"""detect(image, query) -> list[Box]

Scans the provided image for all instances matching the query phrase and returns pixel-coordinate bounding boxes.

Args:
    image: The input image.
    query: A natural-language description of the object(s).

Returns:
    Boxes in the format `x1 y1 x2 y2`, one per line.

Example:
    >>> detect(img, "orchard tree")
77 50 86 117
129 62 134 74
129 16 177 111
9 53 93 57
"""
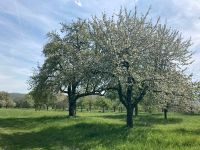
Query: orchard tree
141 91 158 114
77 98 84 112
30 85 56 110
0 91 15 108
30 19 107 116
105 90 121 112
96 96 112 113
154 72 194 118
22 94 34 108
54 93 68 111
82 96 97 112
90 8 192 127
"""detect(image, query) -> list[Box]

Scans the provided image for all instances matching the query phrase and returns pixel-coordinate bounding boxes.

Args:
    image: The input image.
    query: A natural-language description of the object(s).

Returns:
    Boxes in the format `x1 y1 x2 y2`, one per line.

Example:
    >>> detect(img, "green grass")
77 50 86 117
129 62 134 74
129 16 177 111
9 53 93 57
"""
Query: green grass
0 109 200 150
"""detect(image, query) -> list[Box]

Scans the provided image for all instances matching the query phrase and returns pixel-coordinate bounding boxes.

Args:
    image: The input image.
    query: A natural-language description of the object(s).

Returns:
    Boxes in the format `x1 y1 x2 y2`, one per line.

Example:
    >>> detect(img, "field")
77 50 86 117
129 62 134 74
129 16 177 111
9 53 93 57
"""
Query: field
0 109 200 150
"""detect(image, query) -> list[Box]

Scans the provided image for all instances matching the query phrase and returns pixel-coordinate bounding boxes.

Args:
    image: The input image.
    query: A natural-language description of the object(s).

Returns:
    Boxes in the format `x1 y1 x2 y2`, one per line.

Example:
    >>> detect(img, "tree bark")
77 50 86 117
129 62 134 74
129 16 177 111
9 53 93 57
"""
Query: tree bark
69 100 76 116
68 85 77 116
164 108 167 119
126 76 134 127
126 105 133 127
135 104 138 116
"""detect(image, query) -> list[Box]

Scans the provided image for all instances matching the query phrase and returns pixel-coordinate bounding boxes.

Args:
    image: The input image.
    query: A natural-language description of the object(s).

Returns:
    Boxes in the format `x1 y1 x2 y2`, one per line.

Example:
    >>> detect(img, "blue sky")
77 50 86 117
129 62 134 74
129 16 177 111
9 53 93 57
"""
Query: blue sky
0 0 200 93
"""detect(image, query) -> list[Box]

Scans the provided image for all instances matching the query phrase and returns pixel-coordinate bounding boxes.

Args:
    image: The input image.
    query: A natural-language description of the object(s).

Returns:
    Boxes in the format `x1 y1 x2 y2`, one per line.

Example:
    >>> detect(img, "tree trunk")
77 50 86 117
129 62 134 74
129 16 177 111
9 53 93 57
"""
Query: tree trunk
113 106 116 112
102 106 105 113
126 76 134 127
164 108 167 119
69 100 76 116
46 105 49 111
68 84 77 116
135 104 138 116
126 105 133 127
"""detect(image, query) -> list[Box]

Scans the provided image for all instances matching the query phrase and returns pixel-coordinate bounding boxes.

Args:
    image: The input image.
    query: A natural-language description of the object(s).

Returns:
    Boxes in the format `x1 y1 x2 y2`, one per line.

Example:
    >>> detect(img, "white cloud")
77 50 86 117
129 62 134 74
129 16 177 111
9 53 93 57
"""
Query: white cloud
75 0 82 7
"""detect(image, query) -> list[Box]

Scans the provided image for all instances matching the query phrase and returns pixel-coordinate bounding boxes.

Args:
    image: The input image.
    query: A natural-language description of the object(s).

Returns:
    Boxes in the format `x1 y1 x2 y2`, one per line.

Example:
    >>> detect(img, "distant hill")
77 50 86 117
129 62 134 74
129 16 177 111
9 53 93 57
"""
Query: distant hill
9 93 26 102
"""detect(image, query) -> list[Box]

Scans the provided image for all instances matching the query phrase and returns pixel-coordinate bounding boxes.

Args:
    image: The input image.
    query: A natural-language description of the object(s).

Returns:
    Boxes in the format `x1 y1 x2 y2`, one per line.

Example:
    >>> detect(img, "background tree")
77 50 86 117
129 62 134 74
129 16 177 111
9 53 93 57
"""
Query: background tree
96 96 112 113
54 93 67 111
105 90 120 112
77 98 84 112
82 96 97 112
0 91 15 108
141 91 158 114
21 94 34 108
153 72 194 119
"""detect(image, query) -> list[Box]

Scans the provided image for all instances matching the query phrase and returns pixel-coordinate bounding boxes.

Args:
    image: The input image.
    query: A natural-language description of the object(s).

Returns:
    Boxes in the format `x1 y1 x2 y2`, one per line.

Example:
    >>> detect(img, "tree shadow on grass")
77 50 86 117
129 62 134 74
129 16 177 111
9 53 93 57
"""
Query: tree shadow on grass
0 122 133 150
0 114 183 150
95 114 126 120
97 114 182 127
135 115 182 126
0 116 68 129
174 128 200 136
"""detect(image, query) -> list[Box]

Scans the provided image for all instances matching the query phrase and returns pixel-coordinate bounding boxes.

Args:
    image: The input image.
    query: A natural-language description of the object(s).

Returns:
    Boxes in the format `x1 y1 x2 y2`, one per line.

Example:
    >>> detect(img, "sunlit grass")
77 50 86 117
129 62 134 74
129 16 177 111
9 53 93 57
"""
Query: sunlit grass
0 109 199 150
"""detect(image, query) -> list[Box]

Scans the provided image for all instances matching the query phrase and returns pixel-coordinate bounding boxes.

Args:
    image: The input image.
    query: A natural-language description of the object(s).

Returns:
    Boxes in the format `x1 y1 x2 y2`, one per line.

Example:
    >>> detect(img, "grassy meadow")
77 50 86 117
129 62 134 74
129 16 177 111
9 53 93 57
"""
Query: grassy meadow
0 109 200 150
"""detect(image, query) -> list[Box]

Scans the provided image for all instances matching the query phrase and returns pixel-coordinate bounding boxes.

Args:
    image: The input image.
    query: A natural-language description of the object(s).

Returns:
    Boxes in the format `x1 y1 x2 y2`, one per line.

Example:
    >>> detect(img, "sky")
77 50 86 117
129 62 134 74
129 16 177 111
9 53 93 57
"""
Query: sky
0 0 200 93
